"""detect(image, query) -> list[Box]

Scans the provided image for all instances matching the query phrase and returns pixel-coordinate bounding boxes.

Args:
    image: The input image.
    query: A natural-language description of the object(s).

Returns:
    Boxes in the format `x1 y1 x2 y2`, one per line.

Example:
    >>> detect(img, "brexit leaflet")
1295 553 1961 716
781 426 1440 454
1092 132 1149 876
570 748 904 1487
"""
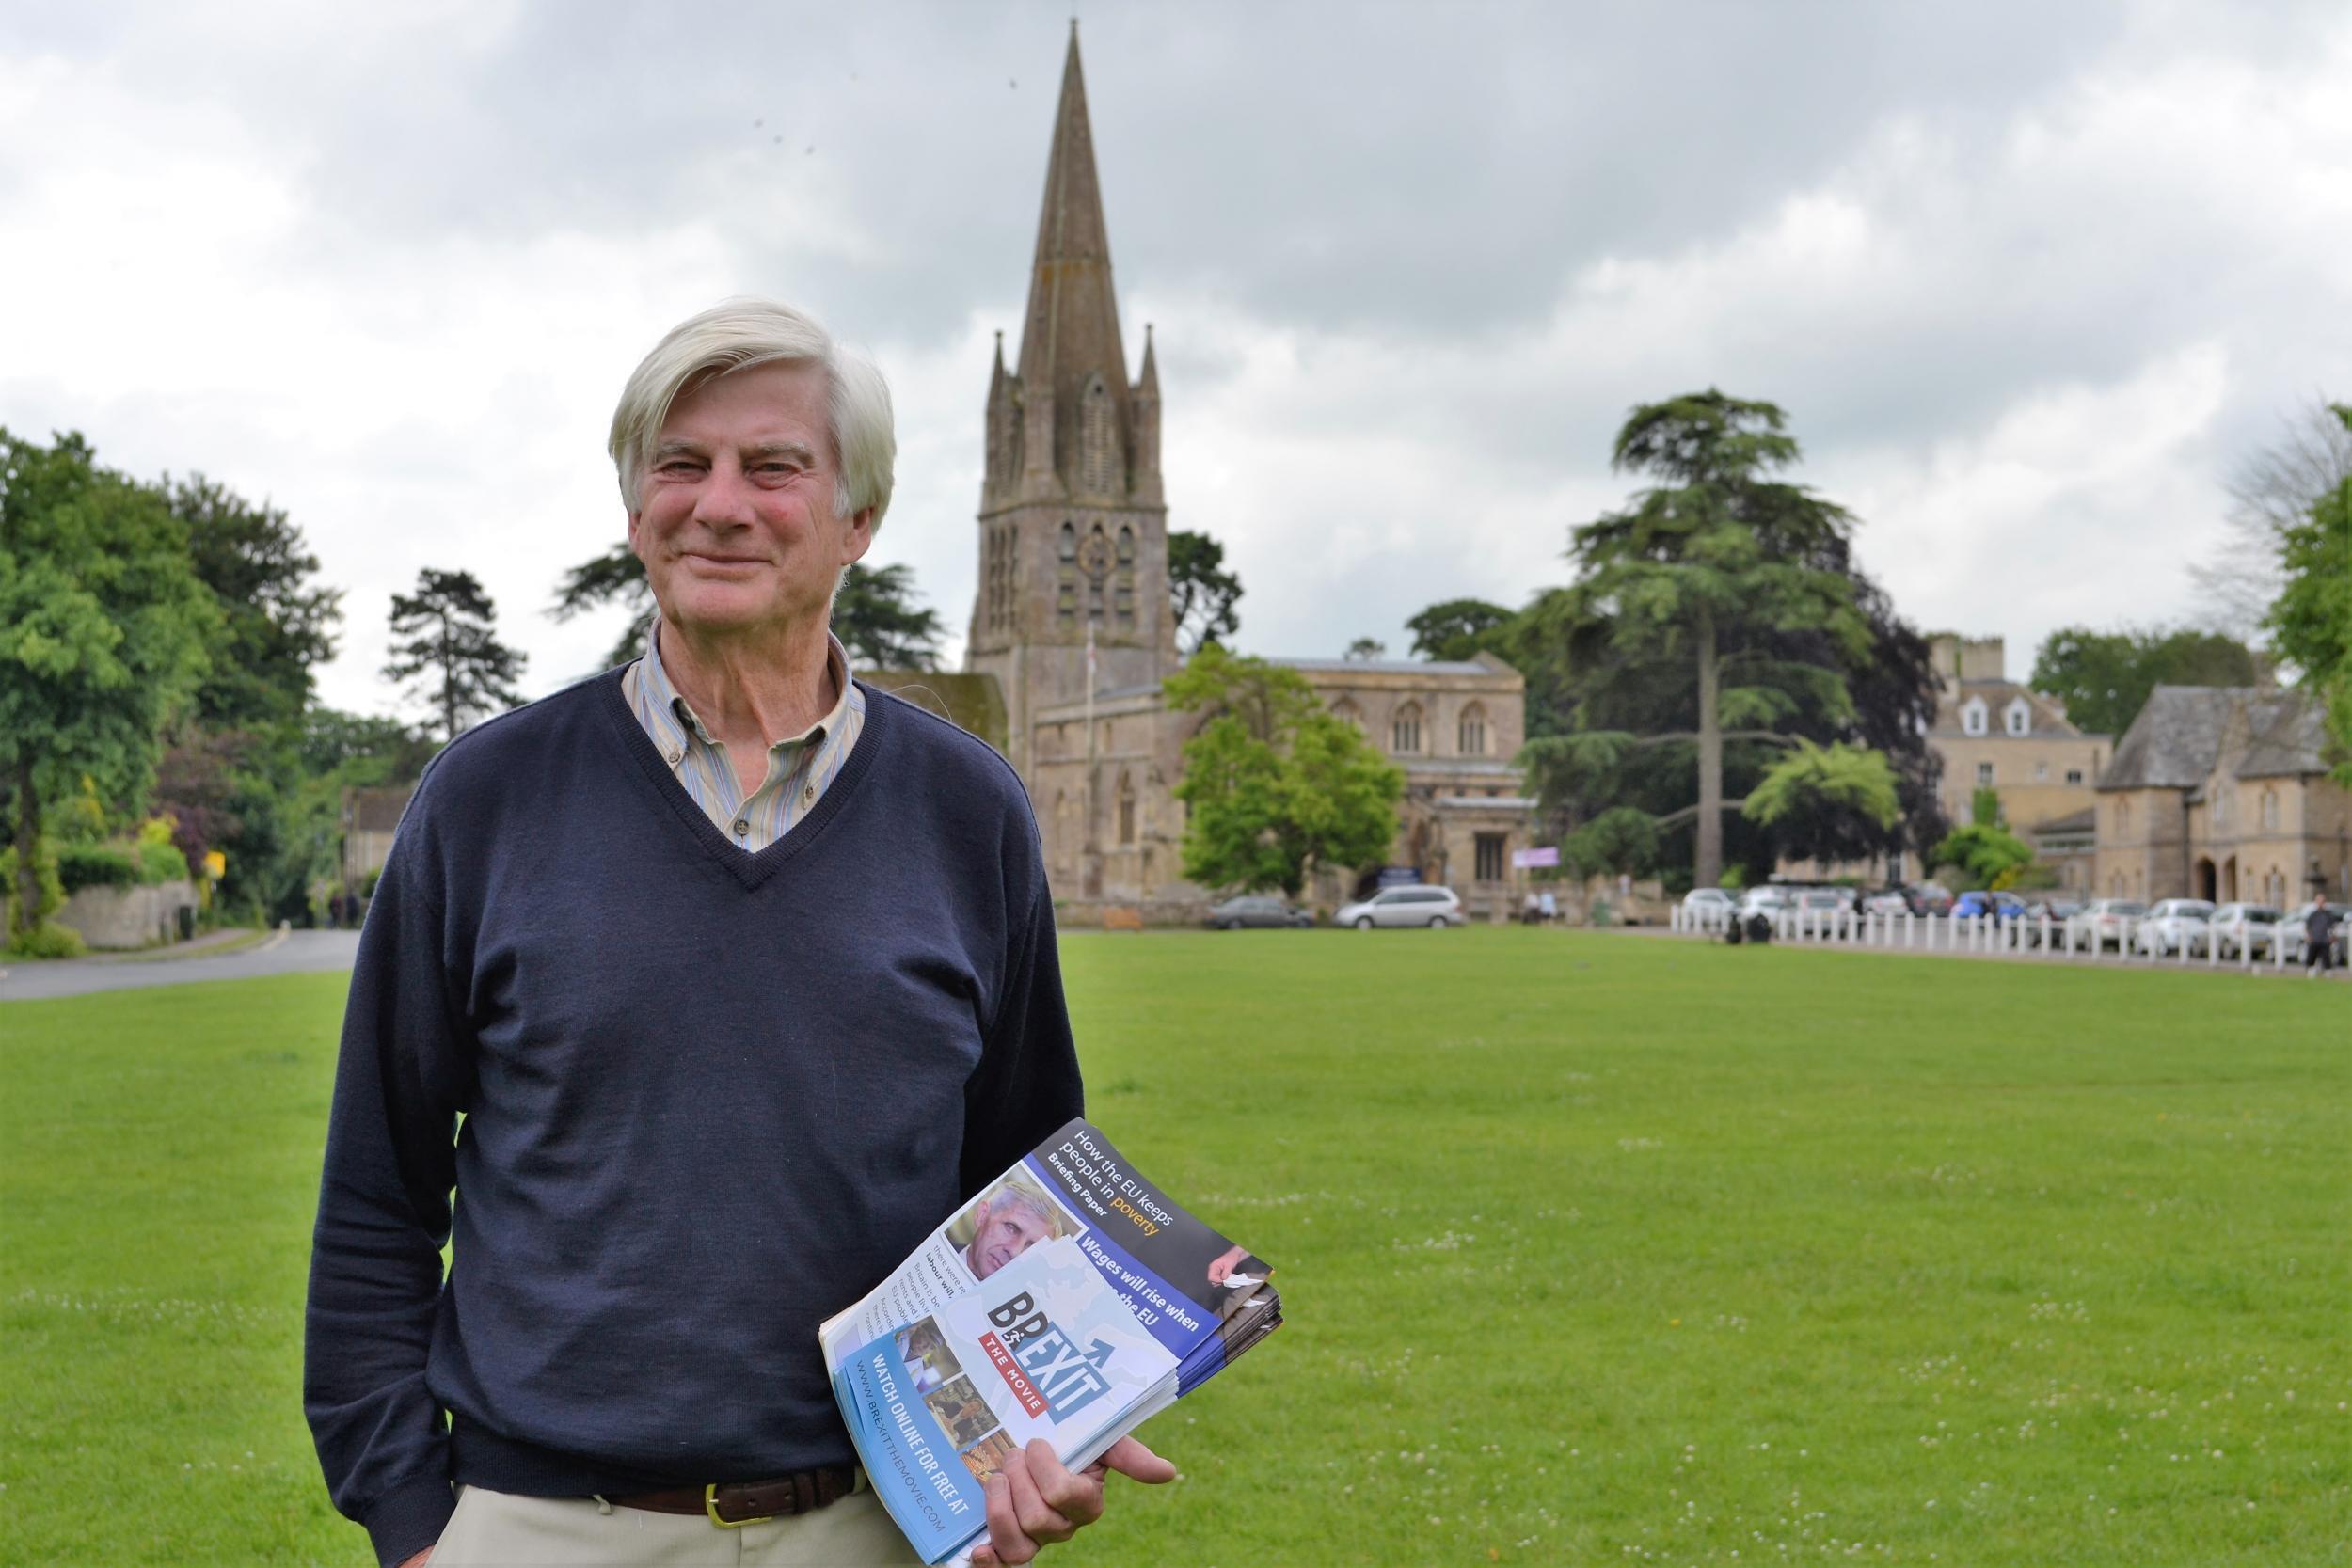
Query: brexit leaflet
820 1119 1282 1564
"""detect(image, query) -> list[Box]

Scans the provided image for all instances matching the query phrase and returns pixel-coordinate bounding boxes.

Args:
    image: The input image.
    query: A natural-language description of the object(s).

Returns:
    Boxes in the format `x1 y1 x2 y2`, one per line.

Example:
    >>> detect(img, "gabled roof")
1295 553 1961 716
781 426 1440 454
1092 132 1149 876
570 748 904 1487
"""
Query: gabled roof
2236 690 2331 779
2098 687 2239 790
2098 686 2330 791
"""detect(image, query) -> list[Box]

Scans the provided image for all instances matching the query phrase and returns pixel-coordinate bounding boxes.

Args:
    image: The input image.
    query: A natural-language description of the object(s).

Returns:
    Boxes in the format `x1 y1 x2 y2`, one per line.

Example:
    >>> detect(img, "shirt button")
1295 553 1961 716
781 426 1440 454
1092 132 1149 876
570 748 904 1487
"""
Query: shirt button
802 784 817 806
665 748 683 767
732 818 750 837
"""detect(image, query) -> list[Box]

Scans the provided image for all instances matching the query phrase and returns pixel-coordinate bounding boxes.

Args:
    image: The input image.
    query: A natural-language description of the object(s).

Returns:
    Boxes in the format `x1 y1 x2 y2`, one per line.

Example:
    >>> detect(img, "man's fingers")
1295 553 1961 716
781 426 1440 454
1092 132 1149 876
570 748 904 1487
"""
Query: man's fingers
1007 1440 1087 1539
1100 1434 1179 1484
981 1474 1037 1565
1023 1438 1106 1529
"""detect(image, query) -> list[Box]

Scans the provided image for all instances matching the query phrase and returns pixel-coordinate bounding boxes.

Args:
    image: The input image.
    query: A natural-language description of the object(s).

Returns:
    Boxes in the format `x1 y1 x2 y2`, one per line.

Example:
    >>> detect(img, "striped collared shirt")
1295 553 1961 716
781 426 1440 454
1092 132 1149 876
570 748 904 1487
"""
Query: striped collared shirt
620 617 866 852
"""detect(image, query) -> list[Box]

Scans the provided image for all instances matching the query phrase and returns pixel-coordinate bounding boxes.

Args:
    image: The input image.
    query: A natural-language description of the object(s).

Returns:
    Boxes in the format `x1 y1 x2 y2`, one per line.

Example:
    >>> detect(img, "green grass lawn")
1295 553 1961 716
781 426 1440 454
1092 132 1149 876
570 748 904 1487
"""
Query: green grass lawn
3 931 2345 1565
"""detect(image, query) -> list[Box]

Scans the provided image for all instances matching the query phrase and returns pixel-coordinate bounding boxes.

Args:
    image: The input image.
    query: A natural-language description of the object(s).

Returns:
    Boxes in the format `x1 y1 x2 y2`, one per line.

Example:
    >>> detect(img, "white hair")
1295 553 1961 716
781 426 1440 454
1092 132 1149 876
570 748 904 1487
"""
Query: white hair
608 297 896 530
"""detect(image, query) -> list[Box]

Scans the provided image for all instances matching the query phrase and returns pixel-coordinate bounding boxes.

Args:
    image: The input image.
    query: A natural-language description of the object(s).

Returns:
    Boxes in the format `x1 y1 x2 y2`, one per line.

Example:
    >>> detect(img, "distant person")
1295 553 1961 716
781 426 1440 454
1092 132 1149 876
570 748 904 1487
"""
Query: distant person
1522 891 1541 926
2307 895 2338 976
1538 889 1557 925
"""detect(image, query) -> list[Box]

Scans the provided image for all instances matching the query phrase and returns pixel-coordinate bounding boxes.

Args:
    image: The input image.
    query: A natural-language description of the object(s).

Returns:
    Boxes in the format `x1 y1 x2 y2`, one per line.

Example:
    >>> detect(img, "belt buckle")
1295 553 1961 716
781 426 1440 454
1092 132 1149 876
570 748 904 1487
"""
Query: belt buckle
705 1482 773 1530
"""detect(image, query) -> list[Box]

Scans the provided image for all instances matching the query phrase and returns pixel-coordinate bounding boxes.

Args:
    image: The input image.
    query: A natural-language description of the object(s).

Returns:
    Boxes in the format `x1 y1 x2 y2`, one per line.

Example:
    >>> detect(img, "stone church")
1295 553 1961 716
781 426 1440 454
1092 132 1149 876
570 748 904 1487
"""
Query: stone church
945 30 1539 923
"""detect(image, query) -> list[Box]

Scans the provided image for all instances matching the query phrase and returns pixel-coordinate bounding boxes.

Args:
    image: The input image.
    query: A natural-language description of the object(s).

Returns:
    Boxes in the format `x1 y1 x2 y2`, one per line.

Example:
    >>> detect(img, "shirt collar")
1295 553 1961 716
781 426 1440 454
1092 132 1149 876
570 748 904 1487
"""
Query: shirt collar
638 613 855 753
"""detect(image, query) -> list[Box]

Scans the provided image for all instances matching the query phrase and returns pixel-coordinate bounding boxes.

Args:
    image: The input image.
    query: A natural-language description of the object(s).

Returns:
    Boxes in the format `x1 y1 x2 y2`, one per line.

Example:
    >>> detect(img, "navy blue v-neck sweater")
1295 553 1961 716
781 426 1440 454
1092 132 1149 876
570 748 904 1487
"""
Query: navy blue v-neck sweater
303 672 1082 1566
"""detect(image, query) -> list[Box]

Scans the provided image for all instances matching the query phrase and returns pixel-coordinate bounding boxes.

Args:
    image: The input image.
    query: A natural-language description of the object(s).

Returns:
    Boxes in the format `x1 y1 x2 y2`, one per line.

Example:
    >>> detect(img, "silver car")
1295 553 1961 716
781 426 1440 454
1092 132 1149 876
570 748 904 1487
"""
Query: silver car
2133 898 2216 958
2206 904 2281 958
1334 885 1464 929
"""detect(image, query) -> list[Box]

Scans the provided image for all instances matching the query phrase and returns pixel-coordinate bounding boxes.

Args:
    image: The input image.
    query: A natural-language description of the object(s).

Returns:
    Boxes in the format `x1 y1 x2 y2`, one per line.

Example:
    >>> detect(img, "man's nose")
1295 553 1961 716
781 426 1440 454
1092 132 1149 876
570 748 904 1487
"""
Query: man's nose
691 463 759 529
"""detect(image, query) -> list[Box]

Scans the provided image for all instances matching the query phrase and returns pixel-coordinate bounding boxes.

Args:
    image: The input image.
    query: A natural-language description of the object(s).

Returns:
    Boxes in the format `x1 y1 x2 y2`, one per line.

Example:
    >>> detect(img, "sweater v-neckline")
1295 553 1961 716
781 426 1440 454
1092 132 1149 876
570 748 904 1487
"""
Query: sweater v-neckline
596 668 886 892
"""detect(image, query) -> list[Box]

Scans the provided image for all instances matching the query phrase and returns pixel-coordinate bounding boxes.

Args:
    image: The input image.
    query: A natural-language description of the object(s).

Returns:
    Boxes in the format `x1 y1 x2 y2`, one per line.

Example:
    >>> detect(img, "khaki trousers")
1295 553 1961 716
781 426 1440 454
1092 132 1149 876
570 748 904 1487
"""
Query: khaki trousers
427 1484 927 1567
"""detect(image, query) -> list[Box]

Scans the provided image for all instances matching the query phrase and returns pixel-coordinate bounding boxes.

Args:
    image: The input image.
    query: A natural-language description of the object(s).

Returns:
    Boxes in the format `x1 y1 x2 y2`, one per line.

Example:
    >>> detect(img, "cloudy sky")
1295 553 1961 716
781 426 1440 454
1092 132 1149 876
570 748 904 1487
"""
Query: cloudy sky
5 0 2348 721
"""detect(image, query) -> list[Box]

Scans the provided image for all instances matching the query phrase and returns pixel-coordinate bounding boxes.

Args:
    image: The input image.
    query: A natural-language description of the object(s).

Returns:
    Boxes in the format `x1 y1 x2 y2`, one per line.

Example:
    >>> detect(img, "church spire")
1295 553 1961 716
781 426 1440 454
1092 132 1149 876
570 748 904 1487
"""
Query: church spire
1015 21 1131 496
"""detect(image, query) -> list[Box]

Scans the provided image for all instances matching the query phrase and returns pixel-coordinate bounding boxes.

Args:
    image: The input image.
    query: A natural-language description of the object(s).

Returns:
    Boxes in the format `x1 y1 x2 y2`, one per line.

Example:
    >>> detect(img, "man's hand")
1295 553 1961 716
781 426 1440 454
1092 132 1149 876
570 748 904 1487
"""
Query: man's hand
969 1434 1176 1567
394 1551 432 1568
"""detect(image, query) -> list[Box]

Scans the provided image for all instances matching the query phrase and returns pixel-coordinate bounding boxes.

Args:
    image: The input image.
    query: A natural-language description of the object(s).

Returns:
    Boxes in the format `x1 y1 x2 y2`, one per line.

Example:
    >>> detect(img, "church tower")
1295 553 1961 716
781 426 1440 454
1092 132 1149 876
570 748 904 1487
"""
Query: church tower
967 24 1174 779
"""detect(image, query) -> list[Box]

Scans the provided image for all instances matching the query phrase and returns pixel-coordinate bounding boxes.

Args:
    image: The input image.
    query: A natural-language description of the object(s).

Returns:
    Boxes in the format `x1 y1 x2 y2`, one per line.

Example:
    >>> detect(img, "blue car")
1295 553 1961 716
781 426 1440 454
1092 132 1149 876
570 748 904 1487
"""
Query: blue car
1951 891 2026 922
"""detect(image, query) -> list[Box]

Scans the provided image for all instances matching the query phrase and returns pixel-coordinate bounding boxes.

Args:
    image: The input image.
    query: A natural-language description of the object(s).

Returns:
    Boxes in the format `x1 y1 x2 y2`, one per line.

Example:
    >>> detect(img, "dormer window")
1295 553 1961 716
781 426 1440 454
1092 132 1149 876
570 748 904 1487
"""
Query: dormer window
1962 697 1988 736
2004 698 2031 736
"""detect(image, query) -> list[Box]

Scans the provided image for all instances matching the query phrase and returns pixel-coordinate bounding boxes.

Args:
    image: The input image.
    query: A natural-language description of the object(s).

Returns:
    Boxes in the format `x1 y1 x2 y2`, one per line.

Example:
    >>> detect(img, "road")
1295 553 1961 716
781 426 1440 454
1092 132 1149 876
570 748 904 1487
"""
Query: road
0 929 360 1004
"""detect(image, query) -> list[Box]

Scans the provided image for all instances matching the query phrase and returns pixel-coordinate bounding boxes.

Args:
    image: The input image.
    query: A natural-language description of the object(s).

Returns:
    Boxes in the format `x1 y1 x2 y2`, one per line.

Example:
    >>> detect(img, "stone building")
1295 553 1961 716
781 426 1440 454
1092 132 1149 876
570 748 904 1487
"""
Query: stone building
2093 686 2351 906
961 29 1540 921
1927 635 2110 884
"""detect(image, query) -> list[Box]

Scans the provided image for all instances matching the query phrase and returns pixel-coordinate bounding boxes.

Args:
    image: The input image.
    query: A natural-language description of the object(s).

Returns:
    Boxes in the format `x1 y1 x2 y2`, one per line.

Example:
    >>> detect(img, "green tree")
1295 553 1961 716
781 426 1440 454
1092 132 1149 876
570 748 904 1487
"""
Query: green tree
1163 646 1403 896
1740 741 1901 859
2264 404 2352 783
1406 598 1515 662
1561 806 1660 880
165 474 343 728
1343 637 1386 661
0 430 218 941
383 568 528 742
1931 821 2036 890
1518 392 1869 887
833 562 946 670
550 542 653 669
1168 530 1243 654
2028 626 2257 737
153 474 346 922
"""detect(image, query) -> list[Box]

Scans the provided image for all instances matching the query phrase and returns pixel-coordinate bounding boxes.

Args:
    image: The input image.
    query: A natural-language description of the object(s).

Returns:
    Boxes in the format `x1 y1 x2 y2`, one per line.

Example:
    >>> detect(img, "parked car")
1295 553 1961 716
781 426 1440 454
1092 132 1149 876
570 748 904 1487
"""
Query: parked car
1951 890 2026 922
2280 902 2350 966
1334 885 1464 929
2206 903 2281 958
1863 887 1920 916
1737 886 1792 918
1204 895 1315 930
2133 898 2217 958
1910 882 1956 917
1682 887 1739 921
2019 897 2083 946
2065 898 2147 951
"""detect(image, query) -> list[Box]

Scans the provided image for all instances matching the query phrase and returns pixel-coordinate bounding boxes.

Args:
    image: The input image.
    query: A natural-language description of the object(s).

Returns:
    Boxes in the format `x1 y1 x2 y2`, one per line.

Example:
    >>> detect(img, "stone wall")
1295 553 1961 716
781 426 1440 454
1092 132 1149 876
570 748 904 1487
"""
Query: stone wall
56 879 199 950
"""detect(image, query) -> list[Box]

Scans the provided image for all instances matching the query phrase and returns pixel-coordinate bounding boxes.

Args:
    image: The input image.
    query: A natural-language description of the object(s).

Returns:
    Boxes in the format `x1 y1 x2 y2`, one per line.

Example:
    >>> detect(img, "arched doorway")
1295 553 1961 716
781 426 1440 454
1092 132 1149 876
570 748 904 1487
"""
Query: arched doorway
2195 857 2217 901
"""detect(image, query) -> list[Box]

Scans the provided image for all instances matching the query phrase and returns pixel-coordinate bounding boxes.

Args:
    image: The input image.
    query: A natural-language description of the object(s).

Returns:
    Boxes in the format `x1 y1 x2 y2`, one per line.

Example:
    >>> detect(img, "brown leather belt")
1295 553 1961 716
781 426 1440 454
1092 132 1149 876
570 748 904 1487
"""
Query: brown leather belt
609 1465 864 1528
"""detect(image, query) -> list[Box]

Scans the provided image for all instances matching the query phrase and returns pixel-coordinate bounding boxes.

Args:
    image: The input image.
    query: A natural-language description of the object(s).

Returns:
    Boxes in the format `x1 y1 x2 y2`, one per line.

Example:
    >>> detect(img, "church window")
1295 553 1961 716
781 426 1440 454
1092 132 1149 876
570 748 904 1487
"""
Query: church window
1391 702 1423 754
1079 375 1120 495
1457 703 1488 756
1114 526 1136 627
1474 833 1506 883
1976 761 1994 787
2065 768 2084 785
2260 788 2280 832
1330 697 1363 732
1962 698 1988 736
1118 773 1136 846
2005 698 2031 736
1057 522 1078 626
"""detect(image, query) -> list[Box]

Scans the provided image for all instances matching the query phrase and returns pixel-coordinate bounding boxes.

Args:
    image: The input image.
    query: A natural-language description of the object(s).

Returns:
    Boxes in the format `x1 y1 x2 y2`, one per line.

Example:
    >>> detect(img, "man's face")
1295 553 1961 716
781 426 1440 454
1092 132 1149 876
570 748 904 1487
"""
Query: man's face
627 360 872 641
966 1196 1052 1280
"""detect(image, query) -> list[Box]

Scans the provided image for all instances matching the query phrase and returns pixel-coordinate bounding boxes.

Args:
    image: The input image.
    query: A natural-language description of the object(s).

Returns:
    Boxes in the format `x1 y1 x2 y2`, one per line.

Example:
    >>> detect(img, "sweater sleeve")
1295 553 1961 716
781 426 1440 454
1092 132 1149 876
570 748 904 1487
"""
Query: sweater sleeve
959 847 1085 1198
304 807 473 1567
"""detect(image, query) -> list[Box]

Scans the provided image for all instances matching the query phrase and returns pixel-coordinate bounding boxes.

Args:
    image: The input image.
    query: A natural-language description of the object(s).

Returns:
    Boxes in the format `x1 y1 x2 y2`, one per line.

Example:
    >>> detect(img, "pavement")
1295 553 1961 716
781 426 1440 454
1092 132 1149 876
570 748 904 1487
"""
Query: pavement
0 928 361 1003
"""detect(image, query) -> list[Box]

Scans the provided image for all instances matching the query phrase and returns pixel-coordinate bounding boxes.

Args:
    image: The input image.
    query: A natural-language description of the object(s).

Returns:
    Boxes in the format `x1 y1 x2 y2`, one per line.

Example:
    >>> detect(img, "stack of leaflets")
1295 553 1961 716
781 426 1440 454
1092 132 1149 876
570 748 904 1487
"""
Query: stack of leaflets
820 1118 1281 1563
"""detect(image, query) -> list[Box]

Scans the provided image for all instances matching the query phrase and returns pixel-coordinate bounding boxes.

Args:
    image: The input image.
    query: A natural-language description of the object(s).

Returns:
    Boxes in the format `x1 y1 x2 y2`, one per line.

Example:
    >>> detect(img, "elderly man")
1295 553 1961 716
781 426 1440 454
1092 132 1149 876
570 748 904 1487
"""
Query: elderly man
306 299 1170 1568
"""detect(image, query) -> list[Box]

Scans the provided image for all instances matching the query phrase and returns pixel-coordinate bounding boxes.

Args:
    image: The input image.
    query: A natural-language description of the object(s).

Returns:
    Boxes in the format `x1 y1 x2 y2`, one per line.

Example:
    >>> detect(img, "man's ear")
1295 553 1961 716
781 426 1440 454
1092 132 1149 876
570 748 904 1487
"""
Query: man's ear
840 508 876 570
